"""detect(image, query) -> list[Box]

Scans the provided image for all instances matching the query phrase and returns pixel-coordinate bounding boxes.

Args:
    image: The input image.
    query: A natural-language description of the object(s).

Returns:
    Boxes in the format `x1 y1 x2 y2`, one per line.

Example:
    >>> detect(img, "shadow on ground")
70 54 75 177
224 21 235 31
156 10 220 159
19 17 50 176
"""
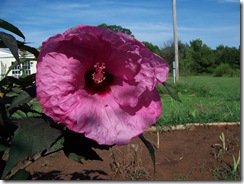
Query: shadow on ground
32 169 108 180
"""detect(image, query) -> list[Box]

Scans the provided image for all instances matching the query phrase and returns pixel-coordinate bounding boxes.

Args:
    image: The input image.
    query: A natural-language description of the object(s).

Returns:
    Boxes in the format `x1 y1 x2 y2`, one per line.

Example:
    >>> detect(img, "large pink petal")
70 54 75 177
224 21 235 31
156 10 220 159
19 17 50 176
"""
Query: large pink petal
68 88 162 146
36 52 84 122
110 51 169 107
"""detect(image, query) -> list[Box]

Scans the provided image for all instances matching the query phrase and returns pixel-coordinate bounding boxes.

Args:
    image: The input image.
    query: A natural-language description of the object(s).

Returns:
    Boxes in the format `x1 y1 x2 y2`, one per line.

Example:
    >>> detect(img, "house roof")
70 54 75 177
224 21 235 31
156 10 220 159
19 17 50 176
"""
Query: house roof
0 49 14 58
0 48 35 59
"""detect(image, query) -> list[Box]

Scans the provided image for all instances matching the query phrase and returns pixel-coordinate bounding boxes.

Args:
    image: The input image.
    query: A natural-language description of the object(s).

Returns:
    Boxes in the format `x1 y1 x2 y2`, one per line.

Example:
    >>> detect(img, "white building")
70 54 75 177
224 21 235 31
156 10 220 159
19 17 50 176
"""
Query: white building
0 49 37 80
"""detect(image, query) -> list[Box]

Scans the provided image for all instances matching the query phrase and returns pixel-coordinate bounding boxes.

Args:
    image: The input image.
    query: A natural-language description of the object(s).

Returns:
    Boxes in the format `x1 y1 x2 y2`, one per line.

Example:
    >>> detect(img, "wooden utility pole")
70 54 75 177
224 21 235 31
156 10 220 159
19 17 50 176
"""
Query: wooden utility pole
172 0 179 82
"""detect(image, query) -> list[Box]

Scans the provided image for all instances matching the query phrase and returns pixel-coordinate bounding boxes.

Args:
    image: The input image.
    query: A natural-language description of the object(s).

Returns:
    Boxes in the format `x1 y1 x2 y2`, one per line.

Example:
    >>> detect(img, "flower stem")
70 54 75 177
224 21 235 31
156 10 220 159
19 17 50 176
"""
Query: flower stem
157 131 160 149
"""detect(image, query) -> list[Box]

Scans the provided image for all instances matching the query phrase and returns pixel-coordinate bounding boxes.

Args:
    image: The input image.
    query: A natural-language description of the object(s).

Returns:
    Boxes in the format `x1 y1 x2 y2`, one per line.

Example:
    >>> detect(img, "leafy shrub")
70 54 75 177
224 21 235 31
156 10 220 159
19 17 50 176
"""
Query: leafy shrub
213 63 235 77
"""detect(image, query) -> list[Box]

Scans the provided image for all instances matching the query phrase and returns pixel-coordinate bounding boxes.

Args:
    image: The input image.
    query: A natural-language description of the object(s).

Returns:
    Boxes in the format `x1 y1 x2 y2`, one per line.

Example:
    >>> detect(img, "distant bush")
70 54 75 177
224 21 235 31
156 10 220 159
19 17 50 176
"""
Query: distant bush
213 63 236 77
233 68 240 77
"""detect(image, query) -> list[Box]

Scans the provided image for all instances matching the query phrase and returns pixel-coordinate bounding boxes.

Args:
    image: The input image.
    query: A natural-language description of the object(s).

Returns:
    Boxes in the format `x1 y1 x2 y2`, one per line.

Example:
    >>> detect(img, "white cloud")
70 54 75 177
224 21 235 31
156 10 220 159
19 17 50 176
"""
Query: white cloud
121 22 174 46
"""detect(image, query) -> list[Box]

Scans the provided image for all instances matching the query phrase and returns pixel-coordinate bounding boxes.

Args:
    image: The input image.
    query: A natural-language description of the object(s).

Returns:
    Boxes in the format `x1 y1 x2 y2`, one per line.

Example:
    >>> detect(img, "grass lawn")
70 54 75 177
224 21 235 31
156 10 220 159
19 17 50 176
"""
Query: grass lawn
156 75 240 127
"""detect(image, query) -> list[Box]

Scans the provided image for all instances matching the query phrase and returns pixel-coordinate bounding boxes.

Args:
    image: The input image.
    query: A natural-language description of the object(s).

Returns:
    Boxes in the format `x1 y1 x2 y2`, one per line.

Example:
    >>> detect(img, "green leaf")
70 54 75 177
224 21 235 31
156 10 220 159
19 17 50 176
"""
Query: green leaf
139 134 155 174
0 144 8 152
0 31 20 64
2 117 62 179
63 129 111 163
7 85 36 116
8 90 33 112
50 135 64 151
162 82 182 102
0 74 35 88
8 169 31 180
68 153 83 164
0 19 25 40
19 44 39 59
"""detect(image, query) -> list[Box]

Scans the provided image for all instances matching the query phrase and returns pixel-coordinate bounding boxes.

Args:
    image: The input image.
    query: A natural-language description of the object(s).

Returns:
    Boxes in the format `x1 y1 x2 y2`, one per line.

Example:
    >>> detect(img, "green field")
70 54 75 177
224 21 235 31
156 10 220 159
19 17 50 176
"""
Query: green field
156 76 240 127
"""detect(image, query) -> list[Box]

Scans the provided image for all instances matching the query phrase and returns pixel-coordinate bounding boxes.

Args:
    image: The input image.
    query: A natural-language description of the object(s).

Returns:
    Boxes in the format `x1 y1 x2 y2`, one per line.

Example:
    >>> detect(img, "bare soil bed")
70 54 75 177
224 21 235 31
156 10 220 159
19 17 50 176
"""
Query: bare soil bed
25 123 240 181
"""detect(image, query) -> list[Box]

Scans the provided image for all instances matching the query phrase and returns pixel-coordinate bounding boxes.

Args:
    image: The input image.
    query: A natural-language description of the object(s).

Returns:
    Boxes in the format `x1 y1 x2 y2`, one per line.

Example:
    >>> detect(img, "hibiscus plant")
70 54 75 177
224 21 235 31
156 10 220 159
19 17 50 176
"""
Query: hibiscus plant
0 19 180 180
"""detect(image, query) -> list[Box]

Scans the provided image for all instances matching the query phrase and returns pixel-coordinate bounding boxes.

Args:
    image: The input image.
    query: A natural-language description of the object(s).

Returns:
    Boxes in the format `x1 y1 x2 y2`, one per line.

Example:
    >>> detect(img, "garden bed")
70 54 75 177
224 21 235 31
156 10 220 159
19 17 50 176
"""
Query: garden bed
24 122 240 180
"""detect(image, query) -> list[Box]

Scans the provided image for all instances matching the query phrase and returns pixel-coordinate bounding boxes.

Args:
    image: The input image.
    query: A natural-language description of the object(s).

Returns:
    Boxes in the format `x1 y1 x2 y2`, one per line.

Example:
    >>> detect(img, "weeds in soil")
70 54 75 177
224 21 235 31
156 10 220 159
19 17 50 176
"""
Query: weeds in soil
210 132 240 180
211 153 240 180
109 143 152 180
211 132 227 159
211 144 224 160
174 171 193 181
219 132 226 151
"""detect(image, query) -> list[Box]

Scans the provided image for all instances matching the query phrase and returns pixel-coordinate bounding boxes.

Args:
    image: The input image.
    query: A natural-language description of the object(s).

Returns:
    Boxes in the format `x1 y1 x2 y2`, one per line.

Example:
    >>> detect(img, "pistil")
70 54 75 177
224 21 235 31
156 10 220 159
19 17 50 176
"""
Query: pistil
85 62 113 95
92 63 106 84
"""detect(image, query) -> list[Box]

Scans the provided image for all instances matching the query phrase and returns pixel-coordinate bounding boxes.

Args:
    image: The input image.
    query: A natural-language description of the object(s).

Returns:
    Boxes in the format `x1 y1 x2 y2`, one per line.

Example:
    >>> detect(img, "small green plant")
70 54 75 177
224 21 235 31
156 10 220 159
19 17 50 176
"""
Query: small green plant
211 152 240 180
232 151 240 174
219 132 226 151
211 132 227 159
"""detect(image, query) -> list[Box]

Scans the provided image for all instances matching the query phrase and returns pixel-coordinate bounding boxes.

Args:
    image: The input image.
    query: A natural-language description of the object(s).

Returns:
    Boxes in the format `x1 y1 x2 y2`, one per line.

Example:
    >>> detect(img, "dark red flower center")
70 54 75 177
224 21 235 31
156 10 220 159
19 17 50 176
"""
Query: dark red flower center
85 63 113 95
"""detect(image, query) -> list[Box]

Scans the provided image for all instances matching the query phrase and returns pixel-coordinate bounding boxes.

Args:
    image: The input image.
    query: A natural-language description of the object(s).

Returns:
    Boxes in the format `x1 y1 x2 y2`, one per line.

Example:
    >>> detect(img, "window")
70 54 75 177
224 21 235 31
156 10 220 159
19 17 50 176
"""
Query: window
11 62 21 78
11 61 31 78
22 61 31 76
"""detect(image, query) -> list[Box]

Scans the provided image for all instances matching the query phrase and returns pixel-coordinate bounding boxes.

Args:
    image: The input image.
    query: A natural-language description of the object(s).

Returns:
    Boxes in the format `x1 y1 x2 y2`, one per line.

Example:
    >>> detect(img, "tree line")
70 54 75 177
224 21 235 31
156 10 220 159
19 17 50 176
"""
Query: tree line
98 23 240 77
146 39 240 77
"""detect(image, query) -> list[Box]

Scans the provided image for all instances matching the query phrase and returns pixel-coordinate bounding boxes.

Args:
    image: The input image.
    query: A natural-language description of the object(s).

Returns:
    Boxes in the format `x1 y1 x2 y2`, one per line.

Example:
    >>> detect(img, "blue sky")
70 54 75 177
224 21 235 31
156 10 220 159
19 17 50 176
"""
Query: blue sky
0 0 240 49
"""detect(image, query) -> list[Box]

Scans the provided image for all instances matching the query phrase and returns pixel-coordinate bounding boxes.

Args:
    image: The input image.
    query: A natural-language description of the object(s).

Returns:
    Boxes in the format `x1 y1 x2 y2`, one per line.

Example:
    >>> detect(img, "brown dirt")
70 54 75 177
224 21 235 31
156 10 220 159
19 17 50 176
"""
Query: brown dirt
25 123 240 180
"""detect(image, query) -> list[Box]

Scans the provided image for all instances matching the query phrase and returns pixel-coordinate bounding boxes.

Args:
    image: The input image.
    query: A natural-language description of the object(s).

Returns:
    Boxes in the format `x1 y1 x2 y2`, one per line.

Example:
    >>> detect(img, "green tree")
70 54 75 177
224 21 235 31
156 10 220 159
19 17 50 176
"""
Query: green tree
98 23 134 37
178 42 192 76
189 39 214 74
161 40 174 68
142 41 162 56
161 40 193 75
214 45 240 69
160 38 240 76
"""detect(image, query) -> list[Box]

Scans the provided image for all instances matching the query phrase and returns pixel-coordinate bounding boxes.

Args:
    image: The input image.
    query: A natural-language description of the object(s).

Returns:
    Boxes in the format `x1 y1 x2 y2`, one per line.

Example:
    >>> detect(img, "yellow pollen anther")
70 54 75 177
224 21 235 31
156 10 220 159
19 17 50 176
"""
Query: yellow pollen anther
92 63 106 84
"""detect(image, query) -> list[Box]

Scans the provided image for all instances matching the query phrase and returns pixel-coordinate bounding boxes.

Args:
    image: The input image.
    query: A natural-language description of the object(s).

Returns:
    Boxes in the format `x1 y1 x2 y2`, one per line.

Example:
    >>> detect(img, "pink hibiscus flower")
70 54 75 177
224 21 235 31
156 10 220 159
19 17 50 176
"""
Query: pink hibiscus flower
36 25 169 145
